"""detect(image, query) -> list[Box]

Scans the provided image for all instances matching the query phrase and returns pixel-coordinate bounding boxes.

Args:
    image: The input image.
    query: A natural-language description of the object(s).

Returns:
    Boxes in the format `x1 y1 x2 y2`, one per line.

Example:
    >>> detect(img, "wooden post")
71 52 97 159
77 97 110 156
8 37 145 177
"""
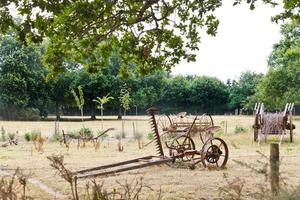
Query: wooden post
270 143 279 196
132 121 136 140
225 120 228 135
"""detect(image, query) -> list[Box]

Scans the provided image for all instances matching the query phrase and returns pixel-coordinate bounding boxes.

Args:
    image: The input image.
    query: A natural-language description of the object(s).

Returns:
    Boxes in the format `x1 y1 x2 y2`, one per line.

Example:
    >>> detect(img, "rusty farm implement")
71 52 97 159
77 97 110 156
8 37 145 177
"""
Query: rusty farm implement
253 102 296 144
73 107 229 180
157 112 216 144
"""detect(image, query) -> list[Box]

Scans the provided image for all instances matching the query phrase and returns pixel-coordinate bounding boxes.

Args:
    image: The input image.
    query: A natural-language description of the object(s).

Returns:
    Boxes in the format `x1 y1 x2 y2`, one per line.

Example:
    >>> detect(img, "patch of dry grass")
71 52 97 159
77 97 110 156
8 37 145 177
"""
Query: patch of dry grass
0 115 299 199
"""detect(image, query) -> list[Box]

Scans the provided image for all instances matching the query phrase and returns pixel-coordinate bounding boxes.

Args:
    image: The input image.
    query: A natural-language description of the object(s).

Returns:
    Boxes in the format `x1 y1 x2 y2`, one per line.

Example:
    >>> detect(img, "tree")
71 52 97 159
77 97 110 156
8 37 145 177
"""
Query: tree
49 72 74 121
71 86 85 125
0 34 49 119
0 1 223 76
161 75 190 111
119 86 131 135
253 21 300 109
228 71 263 113
188 76 229 114
93 94 114 130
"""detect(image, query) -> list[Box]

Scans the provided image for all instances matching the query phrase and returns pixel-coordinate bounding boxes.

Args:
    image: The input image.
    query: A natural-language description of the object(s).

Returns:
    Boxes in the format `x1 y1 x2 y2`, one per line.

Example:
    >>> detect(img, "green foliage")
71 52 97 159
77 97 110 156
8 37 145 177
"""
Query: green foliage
252 21 300 109
67 131 80 139
31 130 41 141
51 133 62 142
0 35 49 119
24 133 31 142
188 76 229 112
227 71 263 112
79 127 93 138
147 132 155 141
135 132 143 140
71 86 85 110
0 1 225 76
234 125 247 134
1 126 6 141
119 87 131 111
93 94 114 110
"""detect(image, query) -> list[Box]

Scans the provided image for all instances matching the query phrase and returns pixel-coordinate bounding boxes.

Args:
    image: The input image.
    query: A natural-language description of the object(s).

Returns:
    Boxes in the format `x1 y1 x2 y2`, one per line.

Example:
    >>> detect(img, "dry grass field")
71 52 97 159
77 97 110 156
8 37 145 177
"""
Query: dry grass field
0 115 299 199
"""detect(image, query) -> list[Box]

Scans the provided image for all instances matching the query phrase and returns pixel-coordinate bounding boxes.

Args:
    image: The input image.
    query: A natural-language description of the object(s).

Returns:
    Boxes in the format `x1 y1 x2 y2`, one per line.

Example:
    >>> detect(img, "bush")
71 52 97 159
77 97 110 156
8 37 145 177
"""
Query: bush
135 132 143 140
24 133 31 142
147 132 155 140
234 125 247 134
68 130 80 139
51 133 62 142
79 127 93 138
31 130 41 141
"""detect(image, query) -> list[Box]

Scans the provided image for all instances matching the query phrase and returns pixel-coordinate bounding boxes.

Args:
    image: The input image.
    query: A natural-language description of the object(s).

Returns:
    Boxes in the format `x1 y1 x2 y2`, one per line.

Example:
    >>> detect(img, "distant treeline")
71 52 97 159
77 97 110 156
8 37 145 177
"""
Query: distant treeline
0 20 299 120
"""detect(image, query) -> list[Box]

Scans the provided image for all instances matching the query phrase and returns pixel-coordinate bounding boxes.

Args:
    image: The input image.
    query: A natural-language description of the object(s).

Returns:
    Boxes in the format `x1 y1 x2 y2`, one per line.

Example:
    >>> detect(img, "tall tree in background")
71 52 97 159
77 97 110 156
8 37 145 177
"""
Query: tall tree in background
228 71 263 113
254 21 300 109
0 34 49 120
188 76 229 114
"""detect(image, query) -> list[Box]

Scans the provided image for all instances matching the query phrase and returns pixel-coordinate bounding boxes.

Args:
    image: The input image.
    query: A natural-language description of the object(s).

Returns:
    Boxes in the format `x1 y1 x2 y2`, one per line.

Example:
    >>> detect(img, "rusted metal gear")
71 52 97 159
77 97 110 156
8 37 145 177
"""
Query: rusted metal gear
201 137 228 168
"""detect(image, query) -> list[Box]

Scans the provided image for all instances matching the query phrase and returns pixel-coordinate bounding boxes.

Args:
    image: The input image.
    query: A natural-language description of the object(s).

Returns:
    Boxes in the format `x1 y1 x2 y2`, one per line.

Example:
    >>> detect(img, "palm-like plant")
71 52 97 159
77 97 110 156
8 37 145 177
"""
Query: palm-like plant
93 94 114 130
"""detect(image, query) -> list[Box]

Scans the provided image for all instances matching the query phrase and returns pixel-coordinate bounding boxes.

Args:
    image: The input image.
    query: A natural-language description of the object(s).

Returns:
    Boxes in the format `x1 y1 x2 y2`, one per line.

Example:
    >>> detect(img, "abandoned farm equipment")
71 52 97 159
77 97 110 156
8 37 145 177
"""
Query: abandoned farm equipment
253 102 296 143
157 112 216 144
73 107 229 180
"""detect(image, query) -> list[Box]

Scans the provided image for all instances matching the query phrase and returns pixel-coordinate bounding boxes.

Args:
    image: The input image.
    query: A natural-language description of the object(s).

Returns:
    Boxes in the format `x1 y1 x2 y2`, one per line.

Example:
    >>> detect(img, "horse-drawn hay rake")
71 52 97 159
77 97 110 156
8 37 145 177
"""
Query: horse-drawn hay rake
253 102 296 143
157 112 216 144
73 107 229 180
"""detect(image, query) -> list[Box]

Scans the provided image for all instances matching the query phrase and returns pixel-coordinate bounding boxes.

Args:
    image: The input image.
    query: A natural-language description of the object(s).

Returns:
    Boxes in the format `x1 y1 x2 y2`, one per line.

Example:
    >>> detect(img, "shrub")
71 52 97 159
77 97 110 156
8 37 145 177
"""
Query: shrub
24 132 31 142
31 130 41 141
147 132 155 140
79 127 93 138
135 132 143 140
234 125 247 134
51 133 62 142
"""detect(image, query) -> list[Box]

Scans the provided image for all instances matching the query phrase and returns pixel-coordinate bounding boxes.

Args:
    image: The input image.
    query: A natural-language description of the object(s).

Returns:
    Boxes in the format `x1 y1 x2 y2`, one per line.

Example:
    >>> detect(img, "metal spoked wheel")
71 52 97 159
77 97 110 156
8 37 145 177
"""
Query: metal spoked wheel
201 137 228 169
253 114 261 142
157 115 173 132
169 135 196 162
199 114 214 144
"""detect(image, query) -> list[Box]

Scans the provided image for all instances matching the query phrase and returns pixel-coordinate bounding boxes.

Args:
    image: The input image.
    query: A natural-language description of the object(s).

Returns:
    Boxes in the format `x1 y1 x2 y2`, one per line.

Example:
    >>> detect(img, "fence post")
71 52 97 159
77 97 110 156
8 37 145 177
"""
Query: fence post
270 143 279 196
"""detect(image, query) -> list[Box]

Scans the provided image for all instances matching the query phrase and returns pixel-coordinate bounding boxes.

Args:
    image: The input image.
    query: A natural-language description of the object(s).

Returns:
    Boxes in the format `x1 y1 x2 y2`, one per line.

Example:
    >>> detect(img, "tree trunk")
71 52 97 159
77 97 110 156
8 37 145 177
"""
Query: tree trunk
55 102 61 121
117 106 122 120
90 105 96 120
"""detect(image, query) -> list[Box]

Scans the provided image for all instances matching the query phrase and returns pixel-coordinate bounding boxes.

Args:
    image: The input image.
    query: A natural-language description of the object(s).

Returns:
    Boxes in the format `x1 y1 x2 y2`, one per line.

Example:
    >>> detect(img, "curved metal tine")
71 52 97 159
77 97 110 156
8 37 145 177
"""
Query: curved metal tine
254 102 258 113
283 103 289 116
259 103 264 115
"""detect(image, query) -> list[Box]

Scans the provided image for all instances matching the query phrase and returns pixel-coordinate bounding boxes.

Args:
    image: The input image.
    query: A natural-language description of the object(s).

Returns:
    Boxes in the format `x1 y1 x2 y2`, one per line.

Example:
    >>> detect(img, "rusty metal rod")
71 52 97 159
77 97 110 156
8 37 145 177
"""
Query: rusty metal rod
75 155 155 174
76 157 173 179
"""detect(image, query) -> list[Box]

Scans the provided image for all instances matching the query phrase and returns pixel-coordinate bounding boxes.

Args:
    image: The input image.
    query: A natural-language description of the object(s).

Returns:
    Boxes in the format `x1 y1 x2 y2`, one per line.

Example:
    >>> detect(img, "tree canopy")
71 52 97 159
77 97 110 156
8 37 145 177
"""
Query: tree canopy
253 20 300 109
0 0 299 76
